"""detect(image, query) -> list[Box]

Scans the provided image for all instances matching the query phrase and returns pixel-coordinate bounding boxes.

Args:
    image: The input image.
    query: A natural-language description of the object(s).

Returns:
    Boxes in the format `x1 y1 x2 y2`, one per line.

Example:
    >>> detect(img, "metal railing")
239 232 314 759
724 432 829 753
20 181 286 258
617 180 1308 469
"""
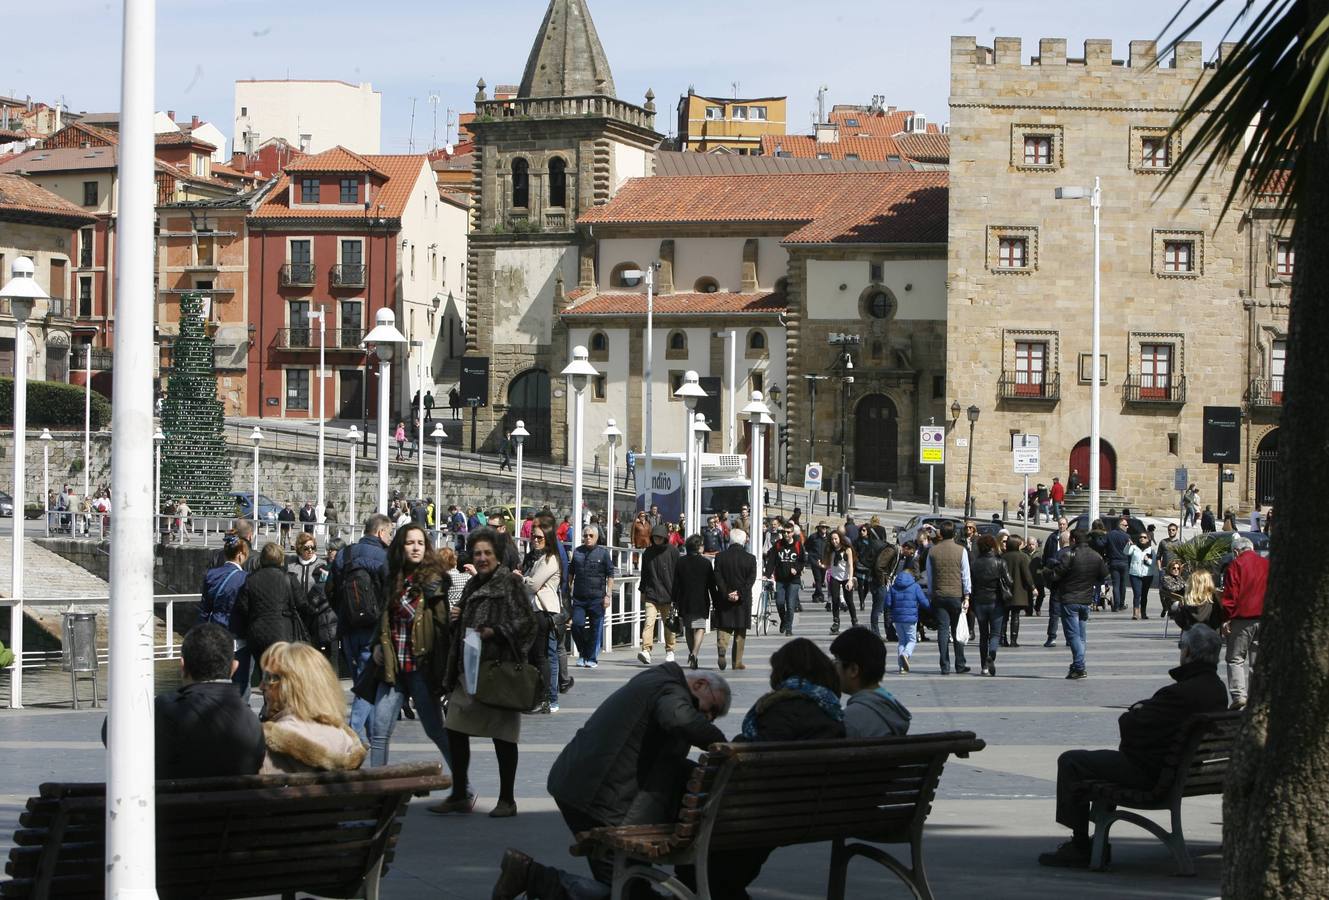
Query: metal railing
1248 376 1284 408
1123 374 1187 404
998 370 1060 402
280 262 316 286
70 346 114 369
330 264 365 287
272 327 366 351
45 297 72 319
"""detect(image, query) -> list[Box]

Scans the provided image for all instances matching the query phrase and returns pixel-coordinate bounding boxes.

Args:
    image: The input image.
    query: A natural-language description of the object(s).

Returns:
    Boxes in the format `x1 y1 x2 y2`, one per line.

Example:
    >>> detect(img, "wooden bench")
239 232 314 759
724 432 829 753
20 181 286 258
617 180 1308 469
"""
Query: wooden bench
571 731 984 900
1085 710 1242 875
2 762 449 900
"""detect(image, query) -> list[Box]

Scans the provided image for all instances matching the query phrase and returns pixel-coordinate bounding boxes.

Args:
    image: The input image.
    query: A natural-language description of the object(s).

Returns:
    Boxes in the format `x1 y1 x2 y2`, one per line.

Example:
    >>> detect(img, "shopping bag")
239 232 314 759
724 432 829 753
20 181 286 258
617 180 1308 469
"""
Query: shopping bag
463 628 483 696
956 613 971 645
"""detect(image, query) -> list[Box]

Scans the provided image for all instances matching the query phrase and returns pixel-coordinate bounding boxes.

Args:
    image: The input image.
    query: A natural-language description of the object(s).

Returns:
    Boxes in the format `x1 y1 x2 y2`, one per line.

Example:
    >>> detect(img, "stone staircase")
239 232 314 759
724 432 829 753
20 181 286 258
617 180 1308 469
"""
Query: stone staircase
0 537 112 648
1059 489 1136 517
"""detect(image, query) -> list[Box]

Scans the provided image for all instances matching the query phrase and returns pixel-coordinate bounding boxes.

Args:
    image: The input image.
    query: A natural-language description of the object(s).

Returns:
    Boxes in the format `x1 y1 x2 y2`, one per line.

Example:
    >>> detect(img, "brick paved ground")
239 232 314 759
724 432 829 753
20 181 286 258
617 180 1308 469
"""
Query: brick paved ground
0 606 1223 899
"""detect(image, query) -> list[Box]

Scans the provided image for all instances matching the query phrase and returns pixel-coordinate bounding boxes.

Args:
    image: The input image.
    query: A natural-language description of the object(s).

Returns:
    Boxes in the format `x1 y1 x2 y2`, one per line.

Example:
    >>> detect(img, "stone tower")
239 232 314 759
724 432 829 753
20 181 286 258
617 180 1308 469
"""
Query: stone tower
465 0 661 460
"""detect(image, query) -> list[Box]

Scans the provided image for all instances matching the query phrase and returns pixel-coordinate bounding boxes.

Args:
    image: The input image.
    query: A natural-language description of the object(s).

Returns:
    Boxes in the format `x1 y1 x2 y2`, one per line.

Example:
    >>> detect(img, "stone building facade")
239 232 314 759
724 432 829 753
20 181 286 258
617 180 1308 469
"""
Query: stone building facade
463 0 660 459
946 36 1290 514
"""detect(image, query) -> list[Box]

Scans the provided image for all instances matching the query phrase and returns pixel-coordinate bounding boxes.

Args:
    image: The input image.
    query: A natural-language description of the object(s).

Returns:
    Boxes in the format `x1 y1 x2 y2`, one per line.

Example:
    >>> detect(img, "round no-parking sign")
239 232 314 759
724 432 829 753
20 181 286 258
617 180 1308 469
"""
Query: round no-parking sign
804 463 823 491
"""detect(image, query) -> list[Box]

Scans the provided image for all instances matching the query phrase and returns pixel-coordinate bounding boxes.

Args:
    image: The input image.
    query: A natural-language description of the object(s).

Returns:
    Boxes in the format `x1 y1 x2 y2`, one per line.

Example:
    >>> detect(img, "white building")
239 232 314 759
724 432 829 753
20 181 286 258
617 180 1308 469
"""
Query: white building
234 80 382 157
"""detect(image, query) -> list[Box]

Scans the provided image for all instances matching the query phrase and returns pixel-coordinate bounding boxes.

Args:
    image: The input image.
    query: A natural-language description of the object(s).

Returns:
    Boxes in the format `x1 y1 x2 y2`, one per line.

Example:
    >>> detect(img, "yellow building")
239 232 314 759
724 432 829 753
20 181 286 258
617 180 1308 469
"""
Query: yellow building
675 91 786 154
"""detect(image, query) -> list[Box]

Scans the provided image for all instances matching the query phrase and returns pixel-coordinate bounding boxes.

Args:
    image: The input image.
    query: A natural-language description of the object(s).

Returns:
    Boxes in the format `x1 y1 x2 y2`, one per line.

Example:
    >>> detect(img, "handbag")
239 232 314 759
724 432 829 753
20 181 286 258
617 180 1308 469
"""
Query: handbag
998 564 1015 606
474 630 541 711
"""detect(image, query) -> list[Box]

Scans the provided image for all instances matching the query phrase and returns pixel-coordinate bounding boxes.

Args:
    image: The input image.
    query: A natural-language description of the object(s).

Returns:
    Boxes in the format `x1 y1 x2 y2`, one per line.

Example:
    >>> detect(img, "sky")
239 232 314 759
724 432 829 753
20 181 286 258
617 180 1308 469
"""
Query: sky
6 0 1253 156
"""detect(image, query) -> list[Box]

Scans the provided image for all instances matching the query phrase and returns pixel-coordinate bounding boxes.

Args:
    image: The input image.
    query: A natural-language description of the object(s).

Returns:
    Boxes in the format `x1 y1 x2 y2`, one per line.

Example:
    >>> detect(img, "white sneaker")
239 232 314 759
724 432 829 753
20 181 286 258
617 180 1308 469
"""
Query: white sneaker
586 661 598 668
549 704 560 713
664 650 676 663
637 650 652 665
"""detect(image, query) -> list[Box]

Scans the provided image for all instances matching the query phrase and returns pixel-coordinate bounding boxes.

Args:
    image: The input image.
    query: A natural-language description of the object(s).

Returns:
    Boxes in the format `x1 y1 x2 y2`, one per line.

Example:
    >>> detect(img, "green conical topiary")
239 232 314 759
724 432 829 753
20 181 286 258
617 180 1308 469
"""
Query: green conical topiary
159 294 232 516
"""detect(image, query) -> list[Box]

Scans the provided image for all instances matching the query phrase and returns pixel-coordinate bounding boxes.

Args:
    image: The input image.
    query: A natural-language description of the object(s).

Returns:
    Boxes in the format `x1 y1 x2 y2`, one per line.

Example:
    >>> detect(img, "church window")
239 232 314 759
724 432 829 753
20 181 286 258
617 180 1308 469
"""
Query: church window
511 158 530 209
549 157 568 208
694 276 720 293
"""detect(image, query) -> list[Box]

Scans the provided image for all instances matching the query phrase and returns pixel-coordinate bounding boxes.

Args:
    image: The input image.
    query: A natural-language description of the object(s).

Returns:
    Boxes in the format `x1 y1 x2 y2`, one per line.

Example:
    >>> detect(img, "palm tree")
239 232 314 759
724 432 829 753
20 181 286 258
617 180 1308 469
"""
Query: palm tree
1161 2 1329 896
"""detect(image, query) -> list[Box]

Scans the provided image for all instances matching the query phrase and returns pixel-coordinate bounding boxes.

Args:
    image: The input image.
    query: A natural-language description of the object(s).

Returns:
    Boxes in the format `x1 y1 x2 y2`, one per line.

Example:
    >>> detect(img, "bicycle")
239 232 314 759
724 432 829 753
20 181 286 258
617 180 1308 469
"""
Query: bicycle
757 579 778 636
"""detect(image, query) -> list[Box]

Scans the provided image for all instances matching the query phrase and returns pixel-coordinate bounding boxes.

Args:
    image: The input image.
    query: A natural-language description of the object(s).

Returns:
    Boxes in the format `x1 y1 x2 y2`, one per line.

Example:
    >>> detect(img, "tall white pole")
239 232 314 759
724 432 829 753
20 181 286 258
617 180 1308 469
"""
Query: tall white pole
153 441 160 543
571 385 585 550
643 265 655 513
515 439 525 528
43 441 50 538
683 402 694 532
1089 177 1102 526
726 329 737 454
106 0 159 890
315 307 326 524
252 440 260 533
606 440 615 546
748 412 765 613
349 436 357 529
9 321 27 709
416 344 425 500
434 435 443 533
377 358 391 514
83 334 91 500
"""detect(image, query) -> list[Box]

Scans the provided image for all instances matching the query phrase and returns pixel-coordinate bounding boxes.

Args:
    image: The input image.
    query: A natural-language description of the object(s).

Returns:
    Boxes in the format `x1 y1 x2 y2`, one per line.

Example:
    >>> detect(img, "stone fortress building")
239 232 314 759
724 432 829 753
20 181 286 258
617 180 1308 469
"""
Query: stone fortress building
946 36 1289 513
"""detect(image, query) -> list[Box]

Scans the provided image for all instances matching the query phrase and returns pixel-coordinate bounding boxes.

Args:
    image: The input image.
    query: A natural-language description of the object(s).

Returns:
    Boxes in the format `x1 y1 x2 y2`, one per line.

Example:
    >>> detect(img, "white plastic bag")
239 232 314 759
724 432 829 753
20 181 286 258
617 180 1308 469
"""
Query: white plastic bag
955 612 971 645
463 628 483 696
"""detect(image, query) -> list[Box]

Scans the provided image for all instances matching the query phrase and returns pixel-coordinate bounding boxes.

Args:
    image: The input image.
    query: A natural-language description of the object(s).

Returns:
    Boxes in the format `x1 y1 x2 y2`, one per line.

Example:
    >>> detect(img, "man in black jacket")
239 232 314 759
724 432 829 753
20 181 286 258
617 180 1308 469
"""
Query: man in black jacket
103 623 264 779
1105 516 1131 612
492 664 730 899
713 529 757 670
804 522 829 606
1051 529 1108 678
638 524 680 665
1042 517 1070 647
764 526 806 636
1039 625 1229 868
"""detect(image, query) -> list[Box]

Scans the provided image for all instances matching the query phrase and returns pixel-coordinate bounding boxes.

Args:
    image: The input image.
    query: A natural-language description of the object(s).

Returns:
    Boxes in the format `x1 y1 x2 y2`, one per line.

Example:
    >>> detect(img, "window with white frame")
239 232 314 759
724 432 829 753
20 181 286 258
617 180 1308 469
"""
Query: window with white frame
1275 239 1295 279
705 106 722 120
1023 135 1052 166
1163 240 1194 273
1271 339 1286 401
749 106 768 121
732 106 748 120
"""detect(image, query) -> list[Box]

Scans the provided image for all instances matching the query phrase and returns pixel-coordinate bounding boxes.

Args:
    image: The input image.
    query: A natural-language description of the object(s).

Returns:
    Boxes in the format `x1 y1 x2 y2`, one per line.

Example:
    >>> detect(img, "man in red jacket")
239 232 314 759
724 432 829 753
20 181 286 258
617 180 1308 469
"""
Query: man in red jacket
1221 535 1268 709
1049 477 1066 519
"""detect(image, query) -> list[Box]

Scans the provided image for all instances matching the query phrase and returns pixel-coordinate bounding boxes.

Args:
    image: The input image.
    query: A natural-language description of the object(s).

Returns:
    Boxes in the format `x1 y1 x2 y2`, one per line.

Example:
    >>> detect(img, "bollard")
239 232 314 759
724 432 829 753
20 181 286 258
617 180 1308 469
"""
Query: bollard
932 492 938 514
887 490 893 510
1002 500 1009 521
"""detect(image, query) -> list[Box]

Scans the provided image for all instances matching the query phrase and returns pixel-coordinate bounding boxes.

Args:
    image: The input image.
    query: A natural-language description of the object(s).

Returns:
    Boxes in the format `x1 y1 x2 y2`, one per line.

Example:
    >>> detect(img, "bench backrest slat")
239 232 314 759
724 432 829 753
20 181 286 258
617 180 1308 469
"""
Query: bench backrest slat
1154 712 1243 800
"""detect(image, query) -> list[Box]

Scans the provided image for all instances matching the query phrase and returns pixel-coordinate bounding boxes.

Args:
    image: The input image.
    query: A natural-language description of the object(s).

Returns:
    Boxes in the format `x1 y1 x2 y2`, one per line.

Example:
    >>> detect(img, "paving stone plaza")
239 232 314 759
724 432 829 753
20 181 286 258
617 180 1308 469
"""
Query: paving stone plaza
1 605 1222 898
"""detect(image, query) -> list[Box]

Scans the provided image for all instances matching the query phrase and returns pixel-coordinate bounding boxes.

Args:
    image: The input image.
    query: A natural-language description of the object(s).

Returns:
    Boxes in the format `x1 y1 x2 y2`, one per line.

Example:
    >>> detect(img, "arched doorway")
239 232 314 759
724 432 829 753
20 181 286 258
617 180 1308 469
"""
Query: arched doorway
1255 428 1279 505
854 394 899 484
1069 438 1117 491
507 369 550 456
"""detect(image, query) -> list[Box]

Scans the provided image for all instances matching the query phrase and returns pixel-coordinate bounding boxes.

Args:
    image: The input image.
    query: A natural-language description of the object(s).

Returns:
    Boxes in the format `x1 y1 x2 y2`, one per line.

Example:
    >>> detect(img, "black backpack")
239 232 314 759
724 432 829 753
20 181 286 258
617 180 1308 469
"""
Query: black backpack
336 545 383 631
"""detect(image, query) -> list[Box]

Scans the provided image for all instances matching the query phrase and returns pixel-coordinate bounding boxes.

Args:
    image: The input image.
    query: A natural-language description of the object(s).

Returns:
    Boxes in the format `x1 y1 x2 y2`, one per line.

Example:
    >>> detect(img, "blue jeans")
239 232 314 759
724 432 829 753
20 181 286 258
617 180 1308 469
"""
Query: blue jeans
974 602 1006 667
896 621 917 669
870 585 889 635
1046 596 1061 640
1060 602 1089 672
932 596 967 672
1109 563 1128 611
369 669 451 768
341 626 377 745
571 597 605 663
1130 574 1151 615
547 624 561 703
774 581 799 633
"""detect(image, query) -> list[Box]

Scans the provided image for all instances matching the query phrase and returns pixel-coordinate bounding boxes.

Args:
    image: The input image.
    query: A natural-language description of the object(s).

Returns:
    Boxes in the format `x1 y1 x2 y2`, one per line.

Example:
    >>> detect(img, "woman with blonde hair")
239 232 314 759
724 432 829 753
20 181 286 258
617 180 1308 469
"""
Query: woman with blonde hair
1171 569 1222 632
258 641 366 774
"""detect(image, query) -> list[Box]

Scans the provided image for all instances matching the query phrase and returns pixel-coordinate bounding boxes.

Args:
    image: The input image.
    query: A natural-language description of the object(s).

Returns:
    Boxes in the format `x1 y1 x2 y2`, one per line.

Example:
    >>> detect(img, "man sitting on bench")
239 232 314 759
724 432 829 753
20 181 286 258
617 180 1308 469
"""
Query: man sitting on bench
1038 624 1228 868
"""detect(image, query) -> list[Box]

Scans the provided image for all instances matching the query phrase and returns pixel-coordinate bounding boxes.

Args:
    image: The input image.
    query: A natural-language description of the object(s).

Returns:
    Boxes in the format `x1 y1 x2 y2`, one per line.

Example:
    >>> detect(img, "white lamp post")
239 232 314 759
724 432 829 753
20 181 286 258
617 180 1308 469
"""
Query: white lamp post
308 306 327 524
674 371 706 532
411 338 425 501
692 413 711 532
604 418 622 546
433 420 449 534
2 256 46 709
152 427 164 542
347 425 360 530
39 428 52 537
362 308 408 514
511 420 530 527
561 346 598 549
622 264 657 512
1056 178 1103 525
82 329 92 502
742 391 773 612
250 426 263 533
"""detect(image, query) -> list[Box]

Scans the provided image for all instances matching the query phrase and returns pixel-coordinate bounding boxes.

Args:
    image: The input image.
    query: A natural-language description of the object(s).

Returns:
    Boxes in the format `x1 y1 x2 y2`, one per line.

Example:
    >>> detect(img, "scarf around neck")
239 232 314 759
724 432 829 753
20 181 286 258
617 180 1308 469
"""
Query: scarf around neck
740 676 844 740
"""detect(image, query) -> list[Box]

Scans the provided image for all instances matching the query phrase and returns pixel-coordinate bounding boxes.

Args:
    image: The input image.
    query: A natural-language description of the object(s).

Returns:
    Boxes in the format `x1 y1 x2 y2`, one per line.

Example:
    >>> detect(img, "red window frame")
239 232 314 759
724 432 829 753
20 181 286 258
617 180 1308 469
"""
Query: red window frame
1023 136 1051 166
1275 240 1295 278
998 237 1028 269
1271 340 1286 404
1014 342 1047 396
1141 137 1170 169
1163 241 1193 273
1140 344 1172 399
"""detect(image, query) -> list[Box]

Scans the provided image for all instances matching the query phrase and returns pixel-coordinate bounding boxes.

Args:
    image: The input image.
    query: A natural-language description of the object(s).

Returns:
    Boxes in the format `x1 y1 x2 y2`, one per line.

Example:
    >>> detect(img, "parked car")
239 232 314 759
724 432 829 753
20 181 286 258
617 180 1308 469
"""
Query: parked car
229 492 283 523
894 515 964 546
0 491 12 517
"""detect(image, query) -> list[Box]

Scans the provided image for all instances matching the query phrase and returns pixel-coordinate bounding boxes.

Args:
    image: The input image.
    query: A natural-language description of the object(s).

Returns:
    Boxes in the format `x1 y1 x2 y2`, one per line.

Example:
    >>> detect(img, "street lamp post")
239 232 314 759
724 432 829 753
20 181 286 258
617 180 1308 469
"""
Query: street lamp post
347 425 360 530
511 420 529 528
604 419 622 545
432 422 446 538
692 413 710 529
827 334 859 514
250 426 263 534
561 346 598 549
963 405 980 518
2 256 48 709
40 428 52 537
83 328 92 502
674 371 706 533
768 385 783 509
309 306 327 524
1056 178 1103 524
363 308 408 514
742 391 773 613
411 339 425 501
153 427 164 542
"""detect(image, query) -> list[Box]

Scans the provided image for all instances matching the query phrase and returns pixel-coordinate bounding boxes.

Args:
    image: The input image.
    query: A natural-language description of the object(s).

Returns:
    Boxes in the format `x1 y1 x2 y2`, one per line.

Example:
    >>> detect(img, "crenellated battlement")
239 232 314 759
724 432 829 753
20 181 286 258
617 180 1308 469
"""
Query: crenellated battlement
950 35 1239 71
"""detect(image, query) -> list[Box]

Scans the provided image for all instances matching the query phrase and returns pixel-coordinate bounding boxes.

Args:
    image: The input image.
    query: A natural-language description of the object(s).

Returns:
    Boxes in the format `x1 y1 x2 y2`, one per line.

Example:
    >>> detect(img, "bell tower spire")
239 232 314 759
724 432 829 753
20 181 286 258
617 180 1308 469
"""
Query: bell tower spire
518 0 616 98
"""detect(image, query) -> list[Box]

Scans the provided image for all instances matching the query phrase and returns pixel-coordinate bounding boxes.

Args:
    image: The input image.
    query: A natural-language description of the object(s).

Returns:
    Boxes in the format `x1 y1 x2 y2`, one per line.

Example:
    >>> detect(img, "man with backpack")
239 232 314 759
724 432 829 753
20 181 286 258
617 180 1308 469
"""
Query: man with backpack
330 513 392 746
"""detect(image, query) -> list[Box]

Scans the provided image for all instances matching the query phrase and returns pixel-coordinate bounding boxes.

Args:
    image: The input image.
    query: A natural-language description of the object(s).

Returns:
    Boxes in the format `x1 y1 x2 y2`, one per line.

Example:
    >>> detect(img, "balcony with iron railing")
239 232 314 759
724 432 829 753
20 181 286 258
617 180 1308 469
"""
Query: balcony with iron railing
274 327 366 351
1248 376 1285 409
71 346 114 370
45 297 72 319
280 263 316 287
1123 374 1186 405
998 370 1060 402
330 264 366 288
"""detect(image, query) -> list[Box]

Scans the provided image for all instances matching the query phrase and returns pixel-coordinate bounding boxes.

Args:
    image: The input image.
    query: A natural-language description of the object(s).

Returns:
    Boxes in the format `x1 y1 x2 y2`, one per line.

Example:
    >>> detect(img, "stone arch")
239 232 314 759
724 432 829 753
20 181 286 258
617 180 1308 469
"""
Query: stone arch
505 368 550 456
588 329 609 361
610 261 642 288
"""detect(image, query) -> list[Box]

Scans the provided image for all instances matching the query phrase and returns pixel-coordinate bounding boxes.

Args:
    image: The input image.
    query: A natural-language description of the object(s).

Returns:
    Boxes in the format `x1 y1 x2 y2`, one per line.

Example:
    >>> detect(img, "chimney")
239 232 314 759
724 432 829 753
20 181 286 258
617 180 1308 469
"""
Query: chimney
167 110 175 121
54 102 62 131
191 115 200 129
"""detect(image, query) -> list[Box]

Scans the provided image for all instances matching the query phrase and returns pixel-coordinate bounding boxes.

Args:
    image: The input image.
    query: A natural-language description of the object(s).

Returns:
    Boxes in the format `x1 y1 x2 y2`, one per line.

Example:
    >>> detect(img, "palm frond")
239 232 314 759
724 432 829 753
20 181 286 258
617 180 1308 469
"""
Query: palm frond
1155 0 1326 226
1174 534 1232 573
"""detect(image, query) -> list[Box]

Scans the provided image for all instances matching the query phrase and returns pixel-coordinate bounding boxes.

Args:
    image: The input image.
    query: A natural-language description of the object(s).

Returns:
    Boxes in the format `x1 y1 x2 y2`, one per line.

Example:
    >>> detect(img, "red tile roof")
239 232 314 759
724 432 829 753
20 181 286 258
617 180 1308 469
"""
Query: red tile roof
761 134 905 162
0 173 98 224
829 109 940 136
155 130 216 151
564 291 784 317
250 153 428 221
284 146 386 177
895 132 949 164
578 171 948 244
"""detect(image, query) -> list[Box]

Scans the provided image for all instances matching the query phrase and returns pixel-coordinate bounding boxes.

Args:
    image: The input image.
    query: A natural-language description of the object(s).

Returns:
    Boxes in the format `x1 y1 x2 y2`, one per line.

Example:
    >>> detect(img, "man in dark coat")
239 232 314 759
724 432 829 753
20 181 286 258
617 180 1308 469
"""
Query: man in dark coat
1040 624 1229 868
209 518 262 574
277 502 297 548
1105 517 1131 612
491 664 730 900
637 524 680 665
672 535 719 669
764 526 806 636
102 623 264 779
298 500 317 534
1051 529 1110 679
804 522 830 605
713 529 757 671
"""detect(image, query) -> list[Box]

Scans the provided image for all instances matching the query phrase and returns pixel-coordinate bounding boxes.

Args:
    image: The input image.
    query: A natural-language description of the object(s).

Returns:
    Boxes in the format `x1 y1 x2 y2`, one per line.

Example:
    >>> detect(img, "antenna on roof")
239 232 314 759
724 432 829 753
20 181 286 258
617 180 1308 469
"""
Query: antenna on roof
428 93 440 151
408 97 417 152
732 81 740 99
